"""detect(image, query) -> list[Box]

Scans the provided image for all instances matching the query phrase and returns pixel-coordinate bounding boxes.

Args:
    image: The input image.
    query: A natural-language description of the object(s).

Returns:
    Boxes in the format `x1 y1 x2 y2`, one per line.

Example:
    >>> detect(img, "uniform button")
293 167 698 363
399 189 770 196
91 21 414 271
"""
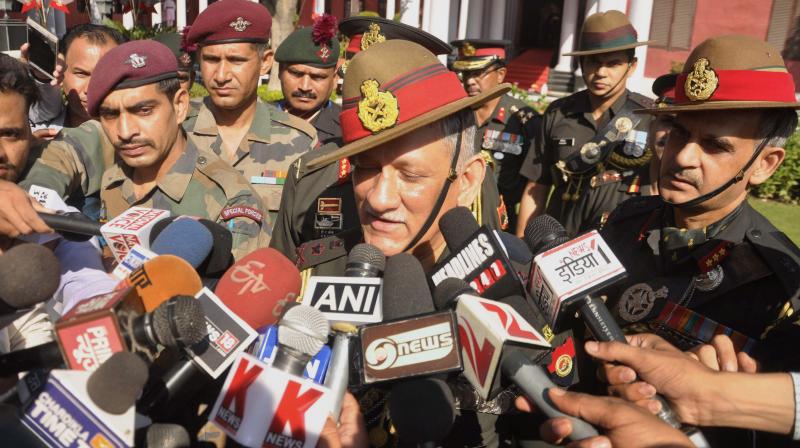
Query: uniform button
197 156 207 165
751 229 762 238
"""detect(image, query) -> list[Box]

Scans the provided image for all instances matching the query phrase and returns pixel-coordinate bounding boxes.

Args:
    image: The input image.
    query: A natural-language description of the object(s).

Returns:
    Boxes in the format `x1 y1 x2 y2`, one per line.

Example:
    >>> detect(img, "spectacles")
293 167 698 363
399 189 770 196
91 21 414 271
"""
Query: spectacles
457 67 499 81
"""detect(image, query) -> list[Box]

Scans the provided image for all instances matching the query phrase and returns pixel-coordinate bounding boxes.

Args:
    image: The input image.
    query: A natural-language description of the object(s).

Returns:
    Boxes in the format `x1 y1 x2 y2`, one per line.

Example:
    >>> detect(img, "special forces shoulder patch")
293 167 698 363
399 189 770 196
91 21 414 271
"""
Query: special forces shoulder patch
220 205 264 224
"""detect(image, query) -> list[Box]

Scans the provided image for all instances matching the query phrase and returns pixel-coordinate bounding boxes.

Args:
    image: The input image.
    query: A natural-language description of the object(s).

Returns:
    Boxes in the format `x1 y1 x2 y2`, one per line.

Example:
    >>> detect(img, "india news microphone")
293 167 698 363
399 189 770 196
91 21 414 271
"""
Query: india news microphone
524 215 710 448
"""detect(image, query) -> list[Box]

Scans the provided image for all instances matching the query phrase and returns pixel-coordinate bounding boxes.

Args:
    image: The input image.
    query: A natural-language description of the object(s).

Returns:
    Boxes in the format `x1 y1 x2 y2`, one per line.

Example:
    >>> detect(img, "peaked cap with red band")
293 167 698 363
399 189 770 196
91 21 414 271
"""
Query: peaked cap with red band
186 0 271 47
87 40 178 117
339 16 452 56
306 40 510 169
638 35 800 114
450 39 510 72
652 73 677 107
564 10 652 56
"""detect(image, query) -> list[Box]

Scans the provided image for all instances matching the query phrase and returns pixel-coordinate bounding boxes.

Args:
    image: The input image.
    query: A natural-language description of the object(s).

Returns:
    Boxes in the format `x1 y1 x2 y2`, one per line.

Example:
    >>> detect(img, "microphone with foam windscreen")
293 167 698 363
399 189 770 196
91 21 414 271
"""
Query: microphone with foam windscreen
150 218 214 269
209 305 335 448
389 377 456 446
87 351 150 415
525 215 710 447
138 423 191 448
0 243 61 319
438 206 480 252
149 217 234 277
121 254 204 312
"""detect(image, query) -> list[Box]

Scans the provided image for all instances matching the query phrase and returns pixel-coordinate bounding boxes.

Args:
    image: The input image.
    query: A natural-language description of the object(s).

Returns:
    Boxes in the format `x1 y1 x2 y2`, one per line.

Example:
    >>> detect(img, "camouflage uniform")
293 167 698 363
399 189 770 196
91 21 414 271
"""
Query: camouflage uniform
101 139 269 260
183 97 317 225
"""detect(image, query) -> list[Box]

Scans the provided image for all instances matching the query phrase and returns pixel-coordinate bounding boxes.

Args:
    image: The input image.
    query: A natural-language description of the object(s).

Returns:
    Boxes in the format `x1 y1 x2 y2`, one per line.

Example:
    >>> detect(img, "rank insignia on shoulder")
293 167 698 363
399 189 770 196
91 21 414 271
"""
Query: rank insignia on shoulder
220 206 264 224
337 158 351 185
496 107 506 122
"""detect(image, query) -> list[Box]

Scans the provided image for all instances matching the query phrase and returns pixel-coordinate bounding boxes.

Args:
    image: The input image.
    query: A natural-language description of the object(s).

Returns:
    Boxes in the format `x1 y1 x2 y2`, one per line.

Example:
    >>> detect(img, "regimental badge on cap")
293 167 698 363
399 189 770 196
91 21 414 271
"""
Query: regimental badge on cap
462 42 476 56
684 58 719 101
361 23 386 51
357 79 399 133
317 44 331 62
125 53 147 69
229 16 252 32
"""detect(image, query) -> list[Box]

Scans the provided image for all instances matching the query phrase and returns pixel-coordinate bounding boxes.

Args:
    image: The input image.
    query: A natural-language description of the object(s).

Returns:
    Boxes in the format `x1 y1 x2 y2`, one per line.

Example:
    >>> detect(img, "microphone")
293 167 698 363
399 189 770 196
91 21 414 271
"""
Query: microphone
150 218 214 269
138 423 191 448
111 244 158 280
300 243 385 325
214 248 302 330
20 351 149 447
358 253 462 384
0 243 61 317
251 324 332 384
525 215 710 447
389 377 456 446
37 211 99 242
121 254 203 312
149 217 234 277
209 305 334 448
100 207 171 262
438 206 479 252
0 294 206 375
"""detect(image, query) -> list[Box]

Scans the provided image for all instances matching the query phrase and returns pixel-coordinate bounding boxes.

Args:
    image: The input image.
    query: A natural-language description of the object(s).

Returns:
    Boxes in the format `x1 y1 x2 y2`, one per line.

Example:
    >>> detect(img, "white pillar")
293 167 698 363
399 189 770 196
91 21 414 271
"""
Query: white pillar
466 0 483 37
122 10 133 28
198 0 206 13
598 0 626 13
151 2 161 26
176 0 186 30
627 0 653 93
314 0 324 15
555 0 579 72
425 0 450 43
487 0 505 39
457 0 469 39
421 0 432 33
585 0 598 15
385 0 395 19
400 0 420 27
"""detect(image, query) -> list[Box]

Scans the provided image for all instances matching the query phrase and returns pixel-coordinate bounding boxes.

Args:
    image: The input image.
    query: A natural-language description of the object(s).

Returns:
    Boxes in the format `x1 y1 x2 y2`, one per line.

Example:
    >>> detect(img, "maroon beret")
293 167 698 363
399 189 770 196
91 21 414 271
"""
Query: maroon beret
186 0 272 47
87 40 178 117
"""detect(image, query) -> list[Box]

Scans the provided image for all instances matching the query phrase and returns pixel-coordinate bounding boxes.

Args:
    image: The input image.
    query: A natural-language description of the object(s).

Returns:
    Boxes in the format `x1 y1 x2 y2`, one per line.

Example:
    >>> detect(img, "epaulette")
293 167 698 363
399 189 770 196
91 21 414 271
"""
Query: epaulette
627 91 654 109
267 104 318 139
295 228 362 270
746 227 800 304
296 142 343 179
604 195 661 227
506 96 538 126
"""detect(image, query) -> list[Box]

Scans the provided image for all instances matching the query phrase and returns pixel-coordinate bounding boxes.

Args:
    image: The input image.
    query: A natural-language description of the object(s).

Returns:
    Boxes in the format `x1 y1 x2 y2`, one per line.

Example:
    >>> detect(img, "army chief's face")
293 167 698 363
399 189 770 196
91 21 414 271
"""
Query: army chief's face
659 110 785 212
581 50 636 99
278 64 337 118
200 43 273 111
63 36 117 124
0 90 32 182
99 83 189 173
352 123 485 260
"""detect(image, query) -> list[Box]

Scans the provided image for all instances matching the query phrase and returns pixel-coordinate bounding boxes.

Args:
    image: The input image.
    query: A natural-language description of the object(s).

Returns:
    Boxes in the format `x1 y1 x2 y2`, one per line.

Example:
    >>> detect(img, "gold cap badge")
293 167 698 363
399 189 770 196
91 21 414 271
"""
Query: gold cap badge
462 42 476 56
684 58 719 101
357 79 399 134
360 23 386 51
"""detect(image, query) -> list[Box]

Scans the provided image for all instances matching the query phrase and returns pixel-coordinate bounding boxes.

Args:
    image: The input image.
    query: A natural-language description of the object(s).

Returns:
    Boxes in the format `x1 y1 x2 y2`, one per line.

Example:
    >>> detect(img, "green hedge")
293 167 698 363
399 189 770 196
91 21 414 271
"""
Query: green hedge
752 130 800 204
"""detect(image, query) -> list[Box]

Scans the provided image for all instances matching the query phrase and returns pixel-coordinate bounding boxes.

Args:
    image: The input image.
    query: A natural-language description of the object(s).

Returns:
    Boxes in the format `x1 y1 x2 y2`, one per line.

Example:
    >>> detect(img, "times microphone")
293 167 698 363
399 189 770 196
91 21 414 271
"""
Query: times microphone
0 243 61 320
20 351 149 447
359 253 462 384
525 215 710 447
210 305 334 448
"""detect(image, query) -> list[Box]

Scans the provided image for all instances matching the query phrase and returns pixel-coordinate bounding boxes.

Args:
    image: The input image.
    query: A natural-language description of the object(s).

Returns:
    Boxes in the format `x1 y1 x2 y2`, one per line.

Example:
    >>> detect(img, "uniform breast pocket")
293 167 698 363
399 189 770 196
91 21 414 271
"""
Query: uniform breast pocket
551 136 577 161
252 184 284 211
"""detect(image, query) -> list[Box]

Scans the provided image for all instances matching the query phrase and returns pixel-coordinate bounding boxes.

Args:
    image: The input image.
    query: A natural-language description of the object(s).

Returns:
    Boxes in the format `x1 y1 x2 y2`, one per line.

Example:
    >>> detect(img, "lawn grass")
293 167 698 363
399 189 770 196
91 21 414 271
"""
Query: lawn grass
749 198 800 245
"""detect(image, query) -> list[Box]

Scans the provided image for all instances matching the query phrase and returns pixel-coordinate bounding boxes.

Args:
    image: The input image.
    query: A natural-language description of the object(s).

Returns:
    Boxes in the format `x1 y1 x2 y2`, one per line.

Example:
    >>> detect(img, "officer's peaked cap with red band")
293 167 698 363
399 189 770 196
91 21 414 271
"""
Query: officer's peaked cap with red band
87 40 178 117
638 34 800 114
450 39 510 72
186 0 272 47
339 16 452 56
306 40 510 169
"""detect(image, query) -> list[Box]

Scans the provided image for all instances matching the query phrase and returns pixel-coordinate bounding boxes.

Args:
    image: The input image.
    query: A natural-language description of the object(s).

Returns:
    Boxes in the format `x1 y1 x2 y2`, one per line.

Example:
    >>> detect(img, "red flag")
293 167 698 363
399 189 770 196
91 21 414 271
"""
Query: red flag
50 0 70 13
19 0 41 13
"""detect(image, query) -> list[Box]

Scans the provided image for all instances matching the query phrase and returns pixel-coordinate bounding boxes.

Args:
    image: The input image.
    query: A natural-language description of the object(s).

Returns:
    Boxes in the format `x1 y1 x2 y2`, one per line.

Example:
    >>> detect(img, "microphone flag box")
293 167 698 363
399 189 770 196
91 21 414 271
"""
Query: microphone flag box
300 276 383 324
55 288 144 371
111 244 157 280
185 288 258 379
210 353 334 448
20 369 134 447
455 295 551 400
252 325 332 384
359 310 462 384
28 184 69 211
430 227 524 300
529 230 627 329
100 207 170 262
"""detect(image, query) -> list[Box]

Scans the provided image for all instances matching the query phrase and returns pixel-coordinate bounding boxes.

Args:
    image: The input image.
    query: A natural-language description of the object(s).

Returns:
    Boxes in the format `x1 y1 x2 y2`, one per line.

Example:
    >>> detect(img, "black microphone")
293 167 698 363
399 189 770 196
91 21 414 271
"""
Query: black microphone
389 377 456 447
138 424 191 448
0 243 61 317
383 253 436 318
438 206 480 252
37 211 101 241
345 243 386 278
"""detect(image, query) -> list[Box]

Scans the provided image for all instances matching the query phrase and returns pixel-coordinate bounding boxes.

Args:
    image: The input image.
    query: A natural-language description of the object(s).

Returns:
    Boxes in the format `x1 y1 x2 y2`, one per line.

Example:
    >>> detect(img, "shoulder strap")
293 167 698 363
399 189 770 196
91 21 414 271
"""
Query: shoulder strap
747 228 800 305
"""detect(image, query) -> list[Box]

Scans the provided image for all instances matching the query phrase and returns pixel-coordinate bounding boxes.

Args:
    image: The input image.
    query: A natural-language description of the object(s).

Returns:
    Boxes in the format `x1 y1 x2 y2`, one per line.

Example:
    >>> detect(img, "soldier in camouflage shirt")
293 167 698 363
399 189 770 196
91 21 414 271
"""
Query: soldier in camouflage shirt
89 41 268 259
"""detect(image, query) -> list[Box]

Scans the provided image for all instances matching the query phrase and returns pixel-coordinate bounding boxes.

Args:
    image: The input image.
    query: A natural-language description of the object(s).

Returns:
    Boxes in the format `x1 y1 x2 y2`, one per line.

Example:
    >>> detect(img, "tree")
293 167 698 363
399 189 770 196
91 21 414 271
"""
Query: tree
267 0 297 91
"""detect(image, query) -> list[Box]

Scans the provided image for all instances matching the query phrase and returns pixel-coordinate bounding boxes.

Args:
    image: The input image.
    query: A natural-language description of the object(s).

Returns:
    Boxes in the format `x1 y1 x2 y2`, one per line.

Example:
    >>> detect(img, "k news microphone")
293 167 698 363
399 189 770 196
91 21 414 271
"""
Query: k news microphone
389 377 456 446
37 211 100 241
150 218 214 269
209 307 335 448
0 243 61 317
525 215 709 447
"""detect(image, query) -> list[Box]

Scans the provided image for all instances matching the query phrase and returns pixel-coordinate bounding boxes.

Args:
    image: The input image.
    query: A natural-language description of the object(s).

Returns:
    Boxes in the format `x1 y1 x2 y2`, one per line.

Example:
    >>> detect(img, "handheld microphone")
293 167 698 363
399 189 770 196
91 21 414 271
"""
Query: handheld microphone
150 218 214 269
121 255 203 312
210 306 334 448
37 212 100 241
138 423 190 448
148 217 234 277
20 351 149 447
525 215 710 447
389 377 456 446
0 243 61 318
100 207 171 262
251 325 332 383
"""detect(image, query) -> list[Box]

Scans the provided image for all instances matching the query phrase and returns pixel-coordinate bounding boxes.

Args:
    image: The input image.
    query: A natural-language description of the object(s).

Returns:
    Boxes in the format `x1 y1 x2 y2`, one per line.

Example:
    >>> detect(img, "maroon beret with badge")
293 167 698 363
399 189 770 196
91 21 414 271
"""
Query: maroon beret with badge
186 0 272 47
87 40 178 117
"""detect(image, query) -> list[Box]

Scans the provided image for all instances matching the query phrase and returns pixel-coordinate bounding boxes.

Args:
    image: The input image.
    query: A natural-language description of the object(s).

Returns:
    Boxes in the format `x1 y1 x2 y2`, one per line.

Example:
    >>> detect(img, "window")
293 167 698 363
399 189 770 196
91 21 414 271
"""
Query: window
649 0 697 51
767 0 800 51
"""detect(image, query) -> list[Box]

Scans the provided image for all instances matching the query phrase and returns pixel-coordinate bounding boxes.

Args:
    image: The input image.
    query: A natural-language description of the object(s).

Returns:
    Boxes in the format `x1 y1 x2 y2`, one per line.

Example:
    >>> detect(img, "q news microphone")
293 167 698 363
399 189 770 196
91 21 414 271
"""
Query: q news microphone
432 278 599 442
19 351 149 448
359 253 462 384
389 377 456 447
137 248 300 416
525 215 710 447
210 305 334 448
0 243 61 323
0 294 205 375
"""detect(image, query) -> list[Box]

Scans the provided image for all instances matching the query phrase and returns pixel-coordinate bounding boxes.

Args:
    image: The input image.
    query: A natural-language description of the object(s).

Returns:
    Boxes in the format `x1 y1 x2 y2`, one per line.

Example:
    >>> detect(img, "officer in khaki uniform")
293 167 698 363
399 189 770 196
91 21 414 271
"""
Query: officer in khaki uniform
451 39 540 230
87 40 268 260
517 10 653 237
182 0 317 228
270 18 507 261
